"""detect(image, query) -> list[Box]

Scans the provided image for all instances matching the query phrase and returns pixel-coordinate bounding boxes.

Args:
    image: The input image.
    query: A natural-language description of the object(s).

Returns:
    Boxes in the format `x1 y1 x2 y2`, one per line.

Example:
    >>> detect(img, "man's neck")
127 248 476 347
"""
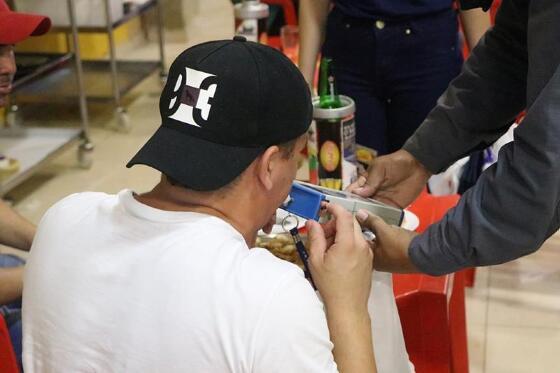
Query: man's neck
135 180 260 246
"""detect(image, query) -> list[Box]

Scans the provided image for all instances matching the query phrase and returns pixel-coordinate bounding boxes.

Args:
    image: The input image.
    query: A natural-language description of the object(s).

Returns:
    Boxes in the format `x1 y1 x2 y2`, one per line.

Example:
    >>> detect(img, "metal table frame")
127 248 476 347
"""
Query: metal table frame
51 0 167 131
0 0 93 197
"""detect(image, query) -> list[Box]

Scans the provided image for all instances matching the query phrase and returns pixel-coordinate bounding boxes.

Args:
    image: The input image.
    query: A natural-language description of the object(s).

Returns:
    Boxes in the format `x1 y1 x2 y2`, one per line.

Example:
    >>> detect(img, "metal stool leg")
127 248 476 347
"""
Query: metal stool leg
68 0 94 169
104 0 130 132
155 0 167 82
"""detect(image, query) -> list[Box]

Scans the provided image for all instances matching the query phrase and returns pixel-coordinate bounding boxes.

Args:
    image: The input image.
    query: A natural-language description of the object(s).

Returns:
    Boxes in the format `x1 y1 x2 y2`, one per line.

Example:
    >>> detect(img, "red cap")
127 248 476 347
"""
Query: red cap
0 0 51 44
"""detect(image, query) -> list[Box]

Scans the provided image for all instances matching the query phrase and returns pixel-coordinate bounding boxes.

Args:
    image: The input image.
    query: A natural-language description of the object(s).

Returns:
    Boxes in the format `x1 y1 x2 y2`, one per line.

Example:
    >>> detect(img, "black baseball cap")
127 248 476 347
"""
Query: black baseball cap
127 37 312 191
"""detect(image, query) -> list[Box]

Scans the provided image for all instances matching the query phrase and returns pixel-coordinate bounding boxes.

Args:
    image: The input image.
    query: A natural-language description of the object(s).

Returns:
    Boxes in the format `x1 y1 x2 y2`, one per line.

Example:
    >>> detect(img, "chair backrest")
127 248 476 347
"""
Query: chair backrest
407 188 460 233
0 314 19 373
394 190 466 372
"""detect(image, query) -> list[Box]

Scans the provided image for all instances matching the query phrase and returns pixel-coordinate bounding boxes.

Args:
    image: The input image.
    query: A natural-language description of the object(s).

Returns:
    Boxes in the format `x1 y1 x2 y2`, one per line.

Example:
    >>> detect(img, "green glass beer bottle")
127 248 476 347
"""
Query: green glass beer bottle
318 57 342 109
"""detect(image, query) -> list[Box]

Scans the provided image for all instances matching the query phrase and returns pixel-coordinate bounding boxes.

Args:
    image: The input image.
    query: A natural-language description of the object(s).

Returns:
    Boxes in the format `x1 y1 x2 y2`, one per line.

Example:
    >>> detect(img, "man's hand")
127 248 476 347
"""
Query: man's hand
306 203 377 373
347 149 431 208
356 210 420 273
306 204 373 312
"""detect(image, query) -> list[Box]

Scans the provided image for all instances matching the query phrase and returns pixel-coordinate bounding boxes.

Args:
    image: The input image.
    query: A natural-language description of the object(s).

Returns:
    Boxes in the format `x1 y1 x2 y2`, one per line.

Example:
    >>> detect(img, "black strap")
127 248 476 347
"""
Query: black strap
289 227 317 291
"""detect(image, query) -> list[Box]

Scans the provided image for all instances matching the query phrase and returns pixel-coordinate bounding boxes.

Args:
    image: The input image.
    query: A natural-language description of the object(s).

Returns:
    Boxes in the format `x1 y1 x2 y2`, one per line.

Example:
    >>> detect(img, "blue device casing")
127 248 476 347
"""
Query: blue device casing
281 182 326 221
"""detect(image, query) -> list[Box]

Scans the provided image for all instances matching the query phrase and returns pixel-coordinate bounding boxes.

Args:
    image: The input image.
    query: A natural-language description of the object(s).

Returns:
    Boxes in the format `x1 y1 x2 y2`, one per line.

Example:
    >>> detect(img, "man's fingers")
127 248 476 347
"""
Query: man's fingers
345 175 367 193
355 209 387 236
324 203 354 247
351 165 386 197
306 220 327 265
352 217 366 247
350 184 376 198
321 217 337 239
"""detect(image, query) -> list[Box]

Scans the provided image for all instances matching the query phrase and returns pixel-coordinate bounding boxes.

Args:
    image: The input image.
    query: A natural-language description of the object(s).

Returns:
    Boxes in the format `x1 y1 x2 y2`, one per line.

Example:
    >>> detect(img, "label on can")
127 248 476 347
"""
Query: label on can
320 140 340 172
314 113 357 190
341 116 357 188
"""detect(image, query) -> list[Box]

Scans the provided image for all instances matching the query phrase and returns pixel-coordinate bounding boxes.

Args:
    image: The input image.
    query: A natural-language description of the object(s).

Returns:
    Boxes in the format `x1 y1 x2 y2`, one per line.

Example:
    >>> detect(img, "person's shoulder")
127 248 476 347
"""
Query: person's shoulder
242 248 321 312
42 191 116 222
233 247 316 306
55 191 113 207
242 247 306 285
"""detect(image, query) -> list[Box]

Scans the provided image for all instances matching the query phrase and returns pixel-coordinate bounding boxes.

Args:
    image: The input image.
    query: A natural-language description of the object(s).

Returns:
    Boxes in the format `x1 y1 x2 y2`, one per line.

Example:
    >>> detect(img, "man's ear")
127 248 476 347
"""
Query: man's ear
256 145 281 191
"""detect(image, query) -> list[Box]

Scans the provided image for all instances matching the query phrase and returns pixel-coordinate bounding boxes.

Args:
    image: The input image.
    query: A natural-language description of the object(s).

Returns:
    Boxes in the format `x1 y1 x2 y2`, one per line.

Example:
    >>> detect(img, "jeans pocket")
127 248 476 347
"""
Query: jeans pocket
408 9 460 56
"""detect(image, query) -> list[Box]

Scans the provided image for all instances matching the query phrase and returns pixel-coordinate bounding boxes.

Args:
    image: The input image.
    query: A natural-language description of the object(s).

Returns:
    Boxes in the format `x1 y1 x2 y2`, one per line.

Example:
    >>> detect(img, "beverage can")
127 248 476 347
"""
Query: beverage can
311 95 357 190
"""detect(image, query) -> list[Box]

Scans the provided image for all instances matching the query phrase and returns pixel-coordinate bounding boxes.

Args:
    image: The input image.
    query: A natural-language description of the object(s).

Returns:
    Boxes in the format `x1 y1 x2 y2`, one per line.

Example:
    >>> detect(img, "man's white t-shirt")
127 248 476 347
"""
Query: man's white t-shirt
23 190 411 372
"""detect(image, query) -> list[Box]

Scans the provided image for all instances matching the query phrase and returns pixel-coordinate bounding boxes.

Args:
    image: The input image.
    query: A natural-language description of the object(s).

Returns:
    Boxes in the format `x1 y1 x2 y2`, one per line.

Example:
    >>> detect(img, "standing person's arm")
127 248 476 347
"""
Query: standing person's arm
0 200 36 251
350 1 535 275
298 0 330 91
404 0 528 175
459 7 492 50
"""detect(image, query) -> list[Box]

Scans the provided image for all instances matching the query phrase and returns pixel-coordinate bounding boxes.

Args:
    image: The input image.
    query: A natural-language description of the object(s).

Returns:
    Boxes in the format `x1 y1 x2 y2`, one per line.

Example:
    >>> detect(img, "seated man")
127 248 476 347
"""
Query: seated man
0 1 50 368
23 38 378 372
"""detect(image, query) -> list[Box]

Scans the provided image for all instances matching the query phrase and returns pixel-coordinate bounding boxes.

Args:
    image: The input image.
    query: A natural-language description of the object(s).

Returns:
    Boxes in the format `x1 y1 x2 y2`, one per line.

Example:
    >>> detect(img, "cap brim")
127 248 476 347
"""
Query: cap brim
0 13 51 44
127 126 265 191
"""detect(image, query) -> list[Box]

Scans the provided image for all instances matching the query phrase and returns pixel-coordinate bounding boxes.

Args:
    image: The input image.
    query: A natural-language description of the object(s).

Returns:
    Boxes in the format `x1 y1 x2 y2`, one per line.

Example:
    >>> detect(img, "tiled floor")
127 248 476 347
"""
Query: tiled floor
3 1 560 372
466 233 560 373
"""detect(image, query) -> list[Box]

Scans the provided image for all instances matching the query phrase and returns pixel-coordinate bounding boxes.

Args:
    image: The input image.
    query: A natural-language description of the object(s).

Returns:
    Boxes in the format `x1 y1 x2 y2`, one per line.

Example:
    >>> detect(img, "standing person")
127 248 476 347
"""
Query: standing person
23 38 377 372
299 0 490 154
0 1 50 369
349 0 560 278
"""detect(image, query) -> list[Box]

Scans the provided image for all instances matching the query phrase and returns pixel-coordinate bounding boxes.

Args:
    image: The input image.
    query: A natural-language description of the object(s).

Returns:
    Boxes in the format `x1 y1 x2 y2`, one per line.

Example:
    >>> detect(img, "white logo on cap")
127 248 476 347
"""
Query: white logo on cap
168 67 217 127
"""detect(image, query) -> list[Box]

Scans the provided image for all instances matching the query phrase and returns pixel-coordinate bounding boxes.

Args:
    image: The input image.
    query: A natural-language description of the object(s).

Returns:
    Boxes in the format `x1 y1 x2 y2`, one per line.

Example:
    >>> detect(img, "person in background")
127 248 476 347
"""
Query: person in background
299 0 491 155
0 1 50 369
23 38 377 372
349 0 560 279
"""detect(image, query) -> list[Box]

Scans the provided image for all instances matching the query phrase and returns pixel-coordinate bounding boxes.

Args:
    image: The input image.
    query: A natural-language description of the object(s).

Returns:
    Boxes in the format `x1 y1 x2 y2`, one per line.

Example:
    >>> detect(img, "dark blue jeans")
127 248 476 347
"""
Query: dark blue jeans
0 254 25 372
323 7 463 154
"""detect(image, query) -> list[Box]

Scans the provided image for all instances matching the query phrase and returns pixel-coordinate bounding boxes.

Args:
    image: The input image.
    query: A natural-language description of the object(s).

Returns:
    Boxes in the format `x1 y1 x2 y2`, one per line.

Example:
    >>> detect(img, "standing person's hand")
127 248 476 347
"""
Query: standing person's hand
347 149 431 208
356 210 420 273
306 203 377 373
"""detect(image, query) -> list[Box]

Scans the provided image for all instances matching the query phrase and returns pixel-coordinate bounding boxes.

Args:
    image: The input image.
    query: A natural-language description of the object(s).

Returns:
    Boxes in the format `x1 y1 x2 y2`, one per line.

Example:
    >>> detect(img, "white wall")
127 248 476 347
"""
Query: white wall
184 0 234 44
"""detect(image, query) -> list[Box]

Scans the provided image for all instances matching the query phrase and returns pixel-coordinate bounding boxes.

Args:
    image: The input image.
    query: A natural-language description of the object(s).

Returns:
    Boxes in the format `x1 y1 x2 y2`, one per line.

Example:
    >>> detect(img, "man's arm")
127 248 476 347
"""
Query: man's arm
403 0 529 174
0 266 24 304
411 62 560 274
0 200 36 251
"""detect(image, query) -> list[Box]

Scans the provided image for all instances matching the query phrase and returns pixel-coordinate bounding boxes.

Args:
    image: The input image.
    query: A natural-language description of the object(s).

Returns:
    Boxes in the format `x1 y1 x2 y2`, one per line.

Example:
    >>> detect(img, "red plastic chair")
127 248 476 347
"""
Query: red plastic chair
407 189 477 288
393 189 469 373
0 315 19 373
